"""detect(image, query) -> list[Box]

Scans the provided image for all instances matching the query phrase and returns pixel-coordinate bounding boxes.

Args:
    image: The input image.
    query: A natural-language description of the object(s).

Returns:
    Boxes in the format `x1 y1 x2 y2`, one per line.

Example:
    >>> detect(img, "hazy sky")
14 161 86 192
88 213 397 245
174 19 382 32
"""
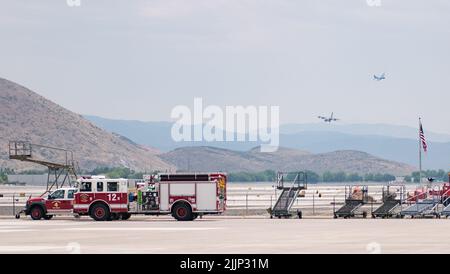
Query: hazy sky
1 0 450 133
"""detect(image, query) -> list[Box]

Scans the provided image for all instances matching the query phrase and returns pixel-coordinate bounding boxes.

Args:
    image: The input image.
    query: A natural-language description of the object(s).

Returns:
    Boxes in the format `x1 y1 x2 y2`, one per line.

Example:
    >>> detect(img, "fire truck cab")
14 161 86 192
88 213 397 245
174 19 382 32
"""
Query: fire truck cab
73 173 227 221
24 187 78 220
73 177 130 221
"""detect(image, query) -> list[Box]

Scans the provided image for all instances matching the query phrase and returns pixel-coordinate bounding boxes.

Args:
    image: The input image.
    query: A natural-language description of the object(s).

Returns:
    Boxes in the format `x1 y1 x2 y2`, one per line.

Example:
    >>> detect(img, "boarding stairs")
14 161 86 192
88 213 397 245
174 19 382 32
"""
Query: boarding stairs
400 185 450 218
438 193 450 218
400 199 440 218
334 186 369 218
334 200 364 218
270 172 307 218
372 199 401 218
372 185 405 218
440 203 450 218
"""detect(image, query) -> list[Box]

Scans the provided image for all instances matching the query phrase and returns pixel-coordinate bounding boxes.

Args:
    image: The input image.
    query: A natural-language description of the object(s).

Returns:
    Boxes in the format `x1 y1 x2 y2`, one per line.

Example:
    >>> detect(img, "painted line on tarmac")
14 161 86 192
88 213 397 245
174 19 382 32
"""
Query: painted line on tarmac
59 227 223 231
0 245 65 252
0 221 90 226
0 229 37 233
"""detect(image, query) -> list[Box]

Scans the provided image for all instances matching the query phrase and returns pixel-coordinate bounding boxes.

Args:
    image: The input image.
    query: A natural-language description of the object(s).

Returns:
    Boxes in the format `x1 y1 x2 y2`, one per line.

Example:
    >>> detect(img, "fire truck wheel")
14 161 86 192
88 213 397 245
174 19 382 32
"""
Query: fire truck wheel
121 213 132 220
30 206 44 220
43 215 53 220
172 203 193 221
90 203 110 221
110 213 120 221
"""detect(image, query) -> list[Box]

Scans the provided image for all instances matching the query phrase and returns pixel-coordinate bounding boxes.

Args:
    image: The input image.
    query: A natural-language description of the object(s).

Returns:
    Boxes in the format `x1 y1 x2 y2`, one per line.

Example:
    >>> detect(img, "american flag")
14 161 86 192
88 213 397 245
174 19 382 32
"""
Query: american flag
419 120 428 152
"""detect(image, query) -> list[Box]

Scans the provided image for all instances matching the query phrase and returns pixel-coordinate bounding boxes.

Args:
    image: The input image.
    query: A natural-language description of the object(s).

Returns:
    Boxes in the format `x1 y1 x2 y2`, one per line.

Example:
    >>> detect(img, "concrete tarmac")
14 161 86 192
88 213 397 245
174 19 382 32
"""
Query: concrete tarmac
1 216 450 254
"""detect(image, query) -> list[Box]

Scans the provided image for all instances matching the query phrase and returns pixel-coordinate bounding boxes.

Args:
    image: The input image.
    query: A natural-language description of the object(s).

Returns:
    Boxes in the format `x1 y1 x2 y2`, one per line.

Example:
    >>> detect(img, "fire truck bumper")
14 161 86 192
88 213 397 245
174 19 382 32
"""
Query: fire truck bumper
22 202 36 215
15 208 27 219
21 203 29 214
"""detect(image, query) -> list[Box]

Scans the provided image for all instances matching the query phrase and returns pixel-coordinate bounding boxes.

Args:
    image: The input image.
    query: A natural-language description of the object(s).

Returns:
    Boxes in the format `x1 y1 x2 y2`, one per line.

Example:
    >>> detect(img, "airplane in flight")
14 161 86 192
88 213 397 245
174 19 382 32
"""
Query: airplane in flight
373 73 386 81
318 112 339 123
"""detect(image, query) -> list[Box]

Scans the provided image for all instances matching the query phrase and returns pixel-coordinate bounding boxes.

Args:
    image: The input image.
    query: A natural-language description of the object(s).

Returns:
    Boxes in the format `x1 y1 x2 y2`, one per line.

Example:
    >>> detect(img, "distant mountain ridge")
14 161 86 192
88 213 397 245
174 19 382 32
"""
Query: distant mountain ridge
85 115 450 169
160 146 415 175
281 123 450 142
0 77 428 175
85 115 450 143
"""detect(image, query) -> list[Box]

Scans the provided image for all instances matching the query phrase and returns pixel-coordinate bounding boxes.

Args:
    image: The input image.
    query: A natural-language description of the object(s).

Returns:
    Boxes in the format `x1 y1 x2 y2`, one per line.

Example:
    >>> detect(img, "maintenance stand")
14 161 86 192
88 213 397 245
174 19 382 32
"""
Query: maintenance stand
334 185 369 218
270 172 307 219
9 141 78 194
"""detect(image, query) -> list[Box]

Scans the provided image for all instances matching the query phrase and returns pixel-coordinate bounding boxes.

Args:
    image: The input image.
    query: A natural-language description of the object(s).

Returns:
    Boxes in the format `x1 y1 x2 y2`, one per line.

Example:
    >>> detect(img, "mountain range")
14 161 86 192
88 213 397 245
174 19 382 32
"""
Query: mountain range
85 115 450 170
0 77 424 175
0 78 174 172
160 146 414 175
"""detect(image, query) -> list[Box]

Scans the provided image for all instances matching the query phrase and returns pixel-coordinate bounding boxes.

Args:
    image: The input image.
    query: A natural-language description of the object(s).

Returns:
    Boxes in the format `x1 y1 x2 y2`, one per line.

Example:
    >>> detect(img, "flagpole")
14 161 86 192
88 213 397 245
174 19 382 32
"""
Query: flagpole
419 117 422 186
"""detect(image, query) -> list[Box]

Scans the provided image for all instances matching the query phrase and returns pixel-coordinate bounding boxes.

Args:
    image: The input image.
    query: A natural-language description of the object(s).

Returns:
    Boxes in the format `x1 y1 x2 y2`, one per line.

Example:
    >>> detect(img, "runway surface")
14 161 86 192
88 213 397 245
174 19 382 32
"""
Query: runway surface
1 216 450 254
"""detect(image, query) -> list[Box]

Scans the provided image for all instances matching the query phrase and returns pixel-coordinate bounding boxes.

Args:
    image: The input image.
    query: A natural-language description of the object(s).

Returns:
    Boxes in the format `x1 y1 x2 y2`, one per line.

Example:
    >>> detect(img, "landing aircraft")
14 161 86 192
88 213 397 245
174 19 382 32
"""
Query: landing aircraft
318 112 339 123
373 73 386 81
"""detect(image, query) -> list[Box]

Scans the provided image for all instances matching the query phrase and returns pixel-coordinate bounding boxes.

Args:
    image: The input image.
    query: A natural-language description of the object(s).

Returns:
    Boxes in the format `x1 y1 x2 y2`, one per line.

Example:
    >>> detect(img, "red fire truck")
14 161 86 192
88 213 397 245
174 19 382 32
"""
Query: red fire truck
22 187 78 220
73 173 227 221
75 172 226 221
21 173 227 221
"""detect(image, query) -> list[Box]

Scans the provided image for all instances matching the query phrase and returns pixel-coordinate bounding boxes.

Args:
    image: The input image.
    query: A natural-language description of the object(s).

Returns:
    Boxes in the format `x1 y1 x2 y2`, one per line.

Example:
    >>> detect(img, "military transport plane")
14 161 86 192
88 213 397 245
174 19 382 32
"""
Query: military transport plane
373 73 386 81
318 112 339 123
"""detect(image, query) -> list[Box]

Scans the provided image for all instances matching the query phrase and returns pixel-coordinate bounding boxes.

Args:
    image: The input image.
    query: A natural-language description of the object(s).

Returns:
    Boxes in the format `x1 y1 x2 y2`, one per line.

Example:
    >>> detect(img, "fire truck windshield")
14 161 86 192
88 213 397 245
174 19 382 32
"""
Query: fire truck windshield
49 189 64 199
80 182 92 192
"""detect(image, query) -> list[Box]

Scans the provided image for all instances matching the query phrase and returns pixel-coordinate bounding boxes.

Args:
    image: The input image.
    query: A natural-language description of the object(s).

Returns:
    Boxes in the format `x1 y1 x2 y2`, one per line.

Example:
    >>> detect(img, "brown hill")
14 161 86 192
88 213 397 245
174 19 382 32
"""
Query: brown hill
160 146 415 175
0 77 416 176
0 78 174 172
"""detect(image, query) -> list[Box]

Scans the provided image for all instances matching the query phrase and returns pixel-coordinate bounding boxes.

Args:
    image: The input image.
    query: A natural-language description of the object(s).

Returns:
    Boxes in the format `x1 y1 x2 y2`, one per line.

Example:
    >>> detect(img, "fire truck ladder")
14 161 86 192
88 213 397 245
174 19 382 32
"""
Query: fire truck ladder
334 185 369 219
270 172 307 219
8 141 78 194
372 185 405 219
